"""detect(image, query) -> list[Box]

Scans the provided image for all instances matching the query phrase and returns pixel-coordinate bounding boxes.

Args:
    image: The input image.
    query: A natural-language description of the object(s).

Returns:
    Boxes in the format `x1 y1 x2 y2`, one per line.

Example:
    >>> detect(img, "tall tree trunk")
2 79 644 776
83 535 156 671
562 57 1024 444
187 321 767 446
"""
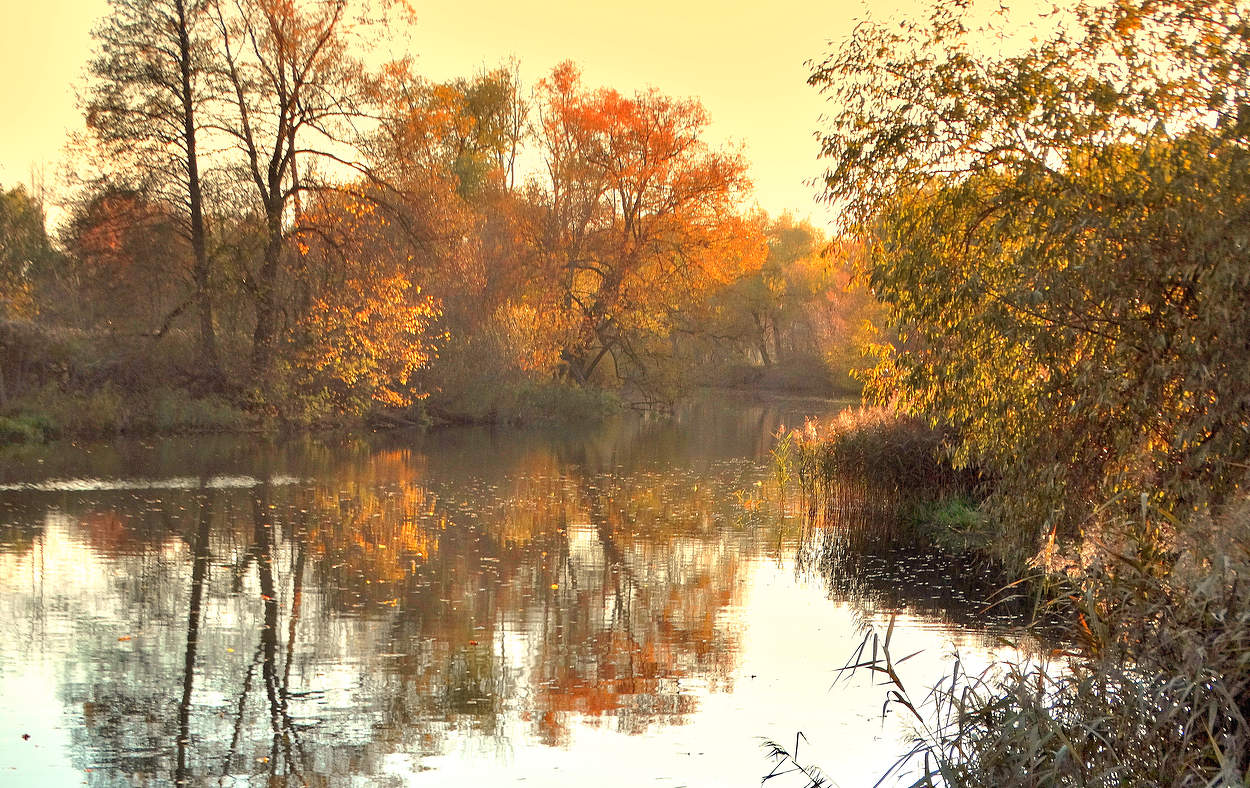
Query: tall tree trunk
174 0 222 386
249 202 284 384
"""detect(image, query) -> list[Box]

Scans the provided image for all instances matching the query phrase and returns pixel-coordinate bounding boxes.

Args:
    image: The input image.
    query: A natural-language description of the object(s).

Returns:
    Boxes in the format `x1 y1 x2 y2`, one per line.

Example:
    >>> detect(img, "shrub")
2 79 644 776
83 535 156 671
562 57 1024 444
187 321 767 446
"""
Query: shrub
0 413 57 444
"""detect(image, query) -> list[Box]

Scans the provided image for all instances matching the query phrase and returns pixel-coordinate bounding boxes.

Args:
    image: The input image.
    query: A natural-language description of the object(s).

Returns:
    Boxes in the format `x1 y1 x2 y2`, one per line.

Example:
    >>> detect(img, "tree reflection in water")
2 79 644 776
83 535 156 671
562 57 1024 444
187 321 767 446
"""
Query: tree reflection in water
0 414 783 785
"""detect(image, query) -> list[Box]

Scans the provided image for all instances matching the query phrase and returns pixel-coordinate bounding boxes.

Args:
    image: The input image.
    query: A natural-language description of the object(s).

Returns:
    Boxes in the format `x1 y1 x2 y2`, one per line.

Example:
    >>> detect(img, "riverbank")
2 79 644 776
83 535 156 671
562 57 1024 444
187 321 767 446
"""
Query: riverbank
778 405 1250 785
0 379 628 445
0 353 858 447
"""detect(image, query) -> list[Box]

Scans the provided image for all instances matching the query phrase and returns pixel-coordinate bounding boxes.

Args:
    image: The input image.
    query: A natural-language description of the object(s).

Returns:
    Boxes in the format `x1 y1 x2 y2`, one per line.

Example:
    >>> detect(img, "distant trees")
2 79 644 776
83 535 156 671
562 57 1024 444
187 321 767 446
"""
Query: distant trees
207 0 377 383
0 185 55 318
77 0 455 412
704 215 880 389
61 188 193 333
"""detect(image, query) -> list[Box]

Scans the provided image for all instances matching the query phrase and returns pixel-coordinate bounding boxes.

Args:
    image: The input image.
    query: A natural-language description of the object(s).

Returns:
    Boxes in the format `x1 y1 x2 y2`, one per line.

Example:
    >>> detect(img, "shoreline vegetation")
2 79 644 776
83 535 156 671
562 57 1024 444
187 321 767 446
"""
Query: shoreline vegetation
768 0 1250 783
0 312 859 444
3 0 879 449
774 413 1250 786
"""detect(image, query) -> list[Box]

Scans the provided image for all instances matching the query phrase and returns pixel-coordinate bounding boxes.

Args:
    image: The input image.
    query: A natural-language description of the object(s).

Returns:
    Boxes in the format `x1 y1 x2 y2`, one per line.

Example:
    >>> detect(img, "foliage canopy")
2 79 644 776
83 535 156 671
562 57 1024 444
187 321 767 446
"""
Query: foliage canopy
812 0 1250 561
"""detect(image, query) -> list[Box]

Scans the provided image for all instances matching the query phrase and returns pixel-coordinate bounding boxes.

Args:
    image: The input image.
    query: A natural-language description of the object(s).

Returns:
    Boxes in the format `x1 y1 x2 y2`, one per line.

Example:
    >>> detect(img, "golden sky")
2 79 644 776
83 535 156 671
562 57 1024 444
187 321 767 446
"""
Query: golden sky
0 0 927 228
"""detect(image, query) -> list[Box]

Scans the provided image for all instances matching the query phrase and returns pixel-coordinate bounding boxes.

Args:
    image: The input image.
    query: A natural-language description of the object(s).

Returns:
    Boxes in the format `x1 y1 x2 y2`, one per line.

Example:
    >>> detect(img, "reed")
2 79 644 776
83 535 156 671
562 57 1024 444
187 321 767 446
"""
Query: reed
769 498 1250 787
775 406 981 549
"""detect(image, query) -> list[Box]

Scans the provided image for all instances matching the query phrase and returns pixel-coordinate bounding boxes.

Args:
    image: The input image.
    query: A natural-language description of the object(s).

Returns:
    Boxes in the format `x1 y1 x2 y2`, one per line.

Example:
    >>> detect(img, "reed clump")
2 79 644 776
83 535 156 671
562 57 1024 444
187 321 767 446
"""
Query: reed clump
932 502 1248 786
778 407 955 490
775 406 981 547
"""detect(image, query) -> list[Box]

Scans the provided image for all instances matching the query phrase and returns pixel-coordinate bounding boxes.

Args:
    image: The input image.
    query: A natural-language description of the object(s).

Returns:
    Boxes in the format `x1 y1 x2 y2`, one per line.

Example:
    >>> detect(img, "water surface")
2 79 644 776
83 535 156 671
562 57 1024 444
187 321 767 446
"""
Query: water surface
0 396 1019 787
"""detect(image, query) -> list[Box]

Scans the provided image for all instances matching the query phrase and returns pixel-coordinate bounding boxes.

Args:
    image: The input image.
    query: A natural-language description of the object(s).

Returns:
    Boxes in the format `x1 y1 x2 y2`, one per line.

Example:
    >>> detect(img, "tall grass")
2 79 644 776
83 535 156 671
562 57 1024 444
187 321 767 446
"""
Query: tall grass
775 406 981 548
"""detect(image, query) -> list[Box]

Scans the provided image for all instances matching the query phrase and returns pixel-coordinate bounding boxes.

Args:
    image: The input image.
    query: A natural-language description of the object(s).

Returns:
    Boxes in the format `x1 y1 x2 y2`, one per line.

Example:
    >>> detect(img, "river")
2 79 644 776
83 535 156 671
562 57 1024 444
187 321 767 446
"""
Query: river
0 394 1022 786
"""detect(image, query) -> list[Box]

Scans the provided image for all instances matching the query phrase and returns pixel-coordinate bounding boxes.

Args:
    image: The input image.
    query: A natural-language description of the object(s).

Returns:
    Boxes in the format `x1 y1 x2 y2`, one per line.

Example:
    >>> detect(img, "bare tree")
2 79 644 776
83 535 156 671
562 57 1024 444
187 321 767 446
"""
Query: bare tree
207 0 379 383
87 0 223 384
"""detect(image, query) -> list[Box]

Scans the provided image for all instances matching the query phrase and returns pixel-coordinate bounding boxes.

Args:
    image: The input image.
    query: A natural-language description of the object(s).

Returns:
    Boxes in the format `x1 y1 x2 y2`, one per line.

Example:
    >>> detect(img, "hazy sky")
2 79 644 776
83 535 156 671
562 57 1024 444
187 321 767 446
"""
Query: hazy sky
0 0 926 228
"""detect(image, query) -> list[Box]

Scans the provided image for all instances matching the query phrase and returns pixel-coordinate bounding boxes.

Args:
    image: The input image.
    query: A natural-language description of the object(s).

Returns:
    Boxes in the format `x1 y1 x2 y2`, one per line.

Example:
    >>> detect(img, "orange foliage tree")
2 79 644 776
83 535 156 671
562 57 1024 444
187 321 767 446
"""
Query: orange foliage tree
286 192 443 413
529 63 765 399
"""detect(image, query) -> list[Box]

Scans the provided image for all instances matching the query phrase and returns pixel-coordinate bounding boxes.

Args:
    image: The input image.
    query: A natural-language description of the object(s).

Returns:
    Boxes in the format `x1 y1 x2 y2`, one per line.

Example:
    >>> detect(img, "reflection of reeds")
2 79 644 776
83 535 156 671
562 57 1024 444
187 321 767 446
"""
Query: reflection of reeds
794 522 1029 633
804 476 908 543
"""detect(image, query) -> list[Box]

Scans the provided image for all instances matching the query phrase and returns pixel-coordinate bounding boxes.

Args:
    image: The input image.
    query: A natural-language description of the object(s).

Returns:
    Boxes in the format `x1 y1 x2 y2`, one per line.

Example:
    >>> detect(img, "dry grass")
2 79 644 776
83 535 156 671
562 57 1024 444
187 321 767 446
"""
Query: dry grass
774 406 981 548
770 499 1250 787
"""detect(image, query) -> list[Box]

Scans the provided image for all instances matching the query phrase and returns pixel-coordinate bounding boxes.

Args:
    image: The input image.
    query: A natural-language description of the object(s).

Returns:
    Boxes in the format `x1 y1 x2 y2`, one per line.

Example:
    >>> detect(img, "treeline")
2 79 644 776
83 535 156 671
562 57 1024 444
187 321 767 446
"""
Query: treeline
778 0 1250 783
0 0 875 439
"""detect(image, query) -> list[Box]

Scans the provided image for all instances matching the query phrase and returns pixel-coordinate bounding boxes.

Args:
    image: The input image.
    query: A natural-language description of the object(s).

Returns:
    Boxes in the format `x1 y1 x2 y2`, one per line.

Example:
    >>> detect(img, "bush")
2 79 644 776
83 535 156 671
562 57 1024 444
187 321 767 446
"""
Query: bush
143 388 252 433
0 413 57 444
35 384 127 437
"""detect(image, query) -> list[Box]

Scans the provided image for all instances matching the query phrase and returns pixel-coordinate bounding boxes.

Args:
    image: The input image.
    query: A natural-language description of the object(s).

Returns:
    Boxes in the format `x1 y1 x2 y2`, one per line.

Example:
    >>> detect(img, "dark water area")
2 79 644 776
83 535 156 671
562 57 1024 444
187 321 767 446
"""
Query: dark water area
0 394 1024 787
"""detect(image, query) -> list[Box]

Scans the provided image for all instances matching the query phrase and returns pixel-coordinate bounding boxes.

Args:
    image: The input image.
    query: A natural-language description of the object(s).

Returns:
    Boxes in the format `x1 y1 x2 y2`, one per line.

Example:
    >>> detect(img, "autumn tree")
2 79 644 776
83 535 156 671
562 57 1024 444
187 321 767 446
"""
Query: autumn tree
0 184 55 318
812 0 1250 561
284 190 443 415
368 60 574 404
386 67 527 201
87 0 222 381
530 63 764 400
61 187 195 333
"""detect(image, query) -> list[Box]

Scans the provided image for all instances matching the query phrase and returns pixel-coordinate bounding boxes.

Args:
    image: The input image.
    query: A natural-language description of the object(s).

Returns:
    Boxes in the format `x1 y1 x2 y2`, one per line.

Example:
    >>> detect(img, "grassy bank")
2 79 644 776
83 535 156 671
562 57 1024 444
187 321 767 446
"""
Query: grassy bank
0 384 256 443
0 377 623 446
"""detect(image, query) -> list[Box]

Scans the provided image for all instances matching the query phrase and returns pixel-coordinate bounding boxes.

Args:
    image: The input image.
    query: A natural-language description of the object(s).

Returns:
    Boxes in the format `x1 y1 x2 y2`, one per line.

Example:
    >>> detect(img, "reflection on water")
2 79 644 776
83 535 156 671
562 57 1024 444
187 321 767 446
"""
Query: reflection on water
0 475 301 492
0 395 1023 786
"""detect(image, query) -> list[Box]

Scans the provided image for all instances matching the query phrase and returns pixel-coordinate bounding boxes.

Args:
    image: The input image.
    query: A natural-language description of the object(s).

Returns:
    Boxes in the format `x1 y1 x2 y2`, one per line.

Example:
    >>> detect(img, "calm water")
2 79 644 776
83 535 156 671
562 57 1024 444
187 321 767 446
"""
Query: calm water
0 395 1020 787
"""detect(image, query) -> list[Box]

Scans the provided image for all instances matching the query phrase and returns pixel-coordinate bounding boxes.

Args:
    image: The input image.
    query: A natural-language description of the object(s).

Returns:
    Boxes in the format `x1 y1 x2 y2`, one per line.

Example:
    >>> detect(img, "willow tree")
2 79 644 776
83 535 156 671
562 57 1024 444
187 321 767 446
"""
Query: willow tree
811 0 1250 561
87 0 222 382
